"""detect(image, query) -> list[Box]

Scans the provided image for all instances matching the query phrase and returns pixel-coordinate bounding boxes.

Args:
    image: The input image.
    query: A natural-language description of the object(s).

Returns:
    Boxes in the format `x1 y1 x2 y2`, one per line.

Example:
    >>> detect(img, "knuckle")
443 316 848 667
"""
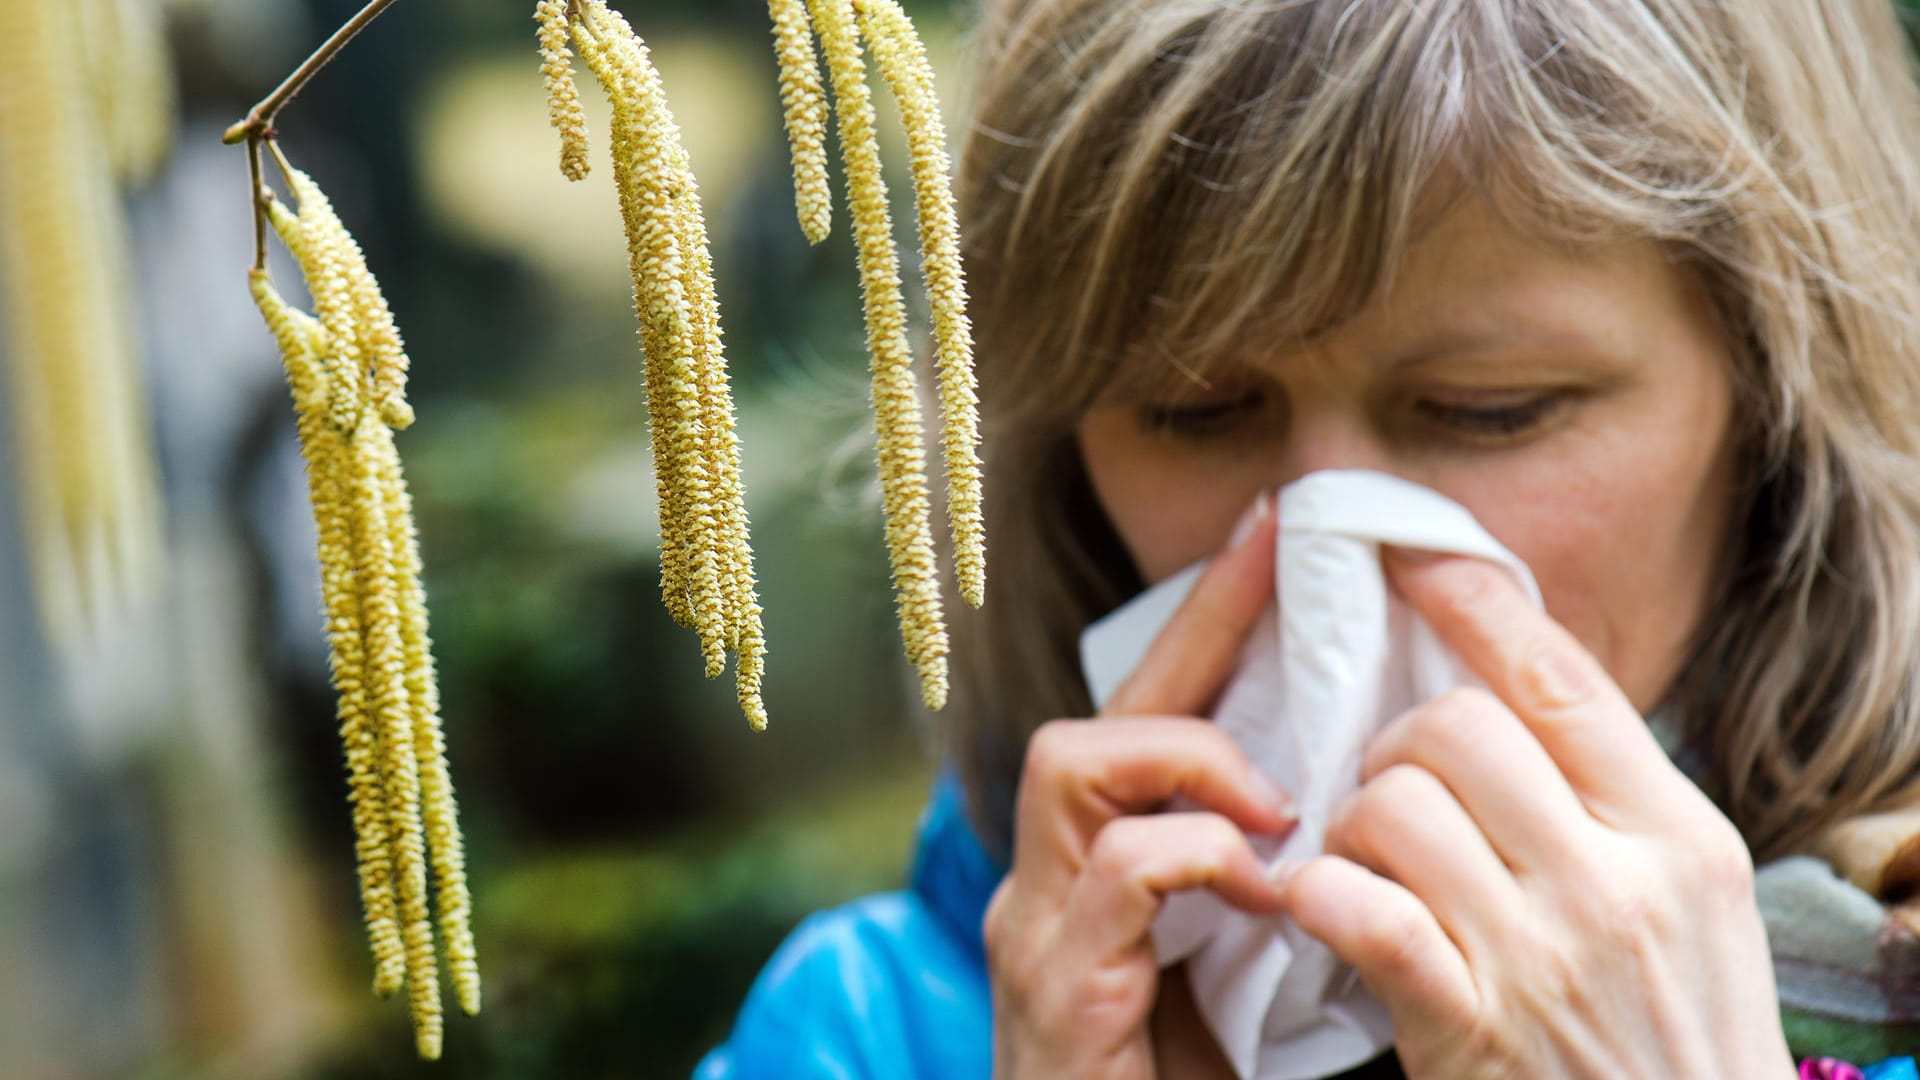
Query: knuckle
1371 762 1442 804
1516 915 1585 1007
1687 818 1757 896
1375 688 1501 774
1360 904 1433 977
1425 687 1505 750
1439 557 1508 616
1426 685 1503 727
1332 765 1434 855
982 885 1043 1008
1187 817 1246 883
1022 720 1083 788
1580 860 1676 945
1190 718 1245 762
1088 814 1237 893
1512 633 1606 715
1086 817 1150 877
1324 790 1366 852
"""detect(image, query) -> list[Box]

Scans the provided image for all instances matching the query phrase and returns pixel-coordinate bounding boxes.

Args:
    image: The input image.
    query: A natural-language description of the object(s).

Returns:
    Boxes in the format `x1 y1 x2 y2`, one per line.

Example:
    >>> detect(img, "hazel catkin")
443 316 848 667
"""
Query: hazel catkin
0 0 166 648
570 0 769 723
536 0 984 719
252 156 477 1059
536 0 592 182
853 0 985 612
768 0 832 245
809 0 950 708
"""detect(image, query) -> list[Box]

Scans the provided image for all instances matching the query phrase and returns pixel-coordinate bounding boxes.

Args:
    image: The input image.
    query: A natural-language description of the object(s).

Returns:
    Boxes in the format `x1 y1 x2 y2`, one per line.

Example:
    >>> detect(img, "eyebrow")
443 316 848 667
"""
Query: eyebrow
1108 307 1627 404
1376 323 1616 374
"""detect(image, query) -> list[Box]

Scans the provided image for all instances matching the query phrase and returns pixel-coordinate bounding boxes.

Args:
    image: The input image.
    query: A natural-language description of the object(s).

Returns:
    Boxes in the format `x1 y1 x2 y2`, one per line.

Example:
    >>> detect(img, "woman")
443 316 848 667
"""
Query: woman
703 0 1920 1074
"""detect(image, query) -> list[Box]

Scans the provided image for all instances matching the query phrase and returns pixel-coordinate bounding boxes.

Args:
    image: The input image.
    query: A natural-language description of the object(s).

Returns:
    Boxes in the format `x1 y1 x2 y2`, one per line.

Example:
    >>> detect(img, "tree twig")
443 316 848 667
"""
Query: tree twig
229 0 402 268
247 134 267 270
222 0 405 145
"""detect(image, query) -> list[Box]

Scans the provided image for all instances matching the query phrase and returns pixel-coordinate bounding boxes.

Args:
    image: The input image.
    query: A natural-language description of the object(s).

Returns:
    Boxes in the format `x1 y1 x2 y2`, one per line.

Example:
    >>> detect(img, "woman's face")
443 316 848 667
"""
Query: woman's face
1075 197 1740 712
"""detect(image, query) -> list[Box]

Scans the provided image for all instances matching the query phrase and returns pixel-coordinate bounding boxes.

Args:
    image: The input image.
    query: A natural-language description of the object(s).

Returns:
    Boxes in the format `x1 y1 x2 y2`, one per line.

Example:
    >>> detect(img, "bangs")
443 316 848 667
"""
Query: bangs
959 0 1753 423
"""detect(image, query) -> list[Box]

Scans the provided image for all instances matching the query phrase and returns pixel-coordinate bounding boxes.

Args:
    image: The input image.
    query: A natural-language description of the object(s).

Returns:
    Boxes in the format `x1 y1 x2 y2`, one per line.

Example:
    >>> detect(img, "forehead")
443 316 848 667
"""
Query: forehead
1110 195 1698 398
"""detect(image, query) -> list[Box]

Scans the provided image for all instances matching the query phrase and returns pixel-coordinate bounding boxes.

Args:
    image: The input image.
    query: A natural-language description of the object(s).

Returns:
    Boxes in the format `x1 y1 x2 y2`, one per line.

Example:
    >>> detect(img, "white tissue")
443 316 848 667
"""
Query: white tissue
1078 470 1541 1080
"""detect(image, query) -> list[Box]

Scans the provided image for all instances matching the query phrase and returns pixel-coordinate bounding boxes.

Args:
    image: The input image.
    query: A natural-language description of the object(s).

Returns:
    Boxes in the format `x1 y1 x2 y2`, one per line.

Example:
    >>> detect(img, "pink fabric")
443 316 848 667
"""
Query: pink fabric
1802 1059 1867 1080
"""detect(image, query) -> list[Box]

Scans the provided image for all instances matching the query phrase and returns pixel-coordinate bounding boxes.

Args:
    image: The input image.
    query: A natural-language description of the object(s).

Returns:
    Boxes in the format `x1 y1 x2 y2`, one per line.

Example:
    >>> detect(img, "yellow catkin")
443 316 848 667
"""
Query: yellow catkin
288 163 416 431
768 0 832 245
69 0 170 617
569 0 769 723
249 266 408 999
673 136 768 724
351 415 443 1061
572 9 693 631
77 0 172 181
80 0 173 184
735 600 770 730
536 0 592 182
377 421 481 1017
578 2 730 675
0 0 165 646
273 171 365 435
809 0 949 709
294 171 445 1054
854 0 985 611
277 169 414 430
600 8 726 669
349 243 416 431
110 0 174 183
266 158 479 1054
675 154 738 653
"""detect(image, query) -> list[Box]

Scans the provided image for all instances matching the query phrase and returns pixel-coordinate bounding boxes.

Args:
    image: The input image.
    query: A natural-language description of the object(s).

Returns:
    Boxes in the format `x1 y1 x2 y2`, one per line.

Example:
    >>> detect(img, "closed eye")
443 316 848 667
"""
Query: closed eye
1414 393 1567 440
1137 392 1266 440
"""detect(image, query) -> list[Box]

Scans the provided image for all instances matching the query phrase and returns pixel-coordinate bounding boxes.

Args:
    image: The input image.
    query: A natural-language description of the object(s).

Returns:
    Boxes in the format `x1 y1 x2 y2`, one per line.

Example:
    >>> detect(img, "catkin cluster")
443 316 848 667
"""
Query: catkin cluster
0 0 169 649
535 0 984 713
798 0 986 710
249 157 478 1060
543 0 769 729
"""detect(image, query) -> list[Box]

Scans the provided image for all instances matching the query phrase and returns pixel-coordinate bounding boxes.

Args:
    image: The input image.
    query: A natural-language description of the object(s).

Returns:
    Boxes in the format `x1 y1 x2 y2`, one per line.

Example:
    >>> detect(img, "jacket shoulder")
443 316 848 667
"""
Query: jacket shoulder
695 890 991 1080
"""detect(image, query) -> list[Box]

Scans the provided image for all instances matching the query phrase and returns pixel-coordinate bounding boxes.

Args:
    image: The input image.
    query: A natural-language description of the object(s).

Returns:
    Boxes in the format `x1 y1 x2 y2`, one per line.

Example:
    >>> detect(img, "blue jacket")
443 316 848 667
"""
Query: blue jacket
696 774 1920 1080
697 773 999 1079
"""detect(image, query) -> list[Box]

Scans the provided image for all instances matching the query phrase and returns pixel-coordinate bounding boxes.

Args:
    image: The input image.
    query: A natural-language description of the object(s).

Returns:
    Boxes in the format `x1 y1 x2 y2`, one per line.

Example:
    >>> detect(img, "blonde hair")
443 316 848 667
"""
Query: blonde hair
945 0 1920 862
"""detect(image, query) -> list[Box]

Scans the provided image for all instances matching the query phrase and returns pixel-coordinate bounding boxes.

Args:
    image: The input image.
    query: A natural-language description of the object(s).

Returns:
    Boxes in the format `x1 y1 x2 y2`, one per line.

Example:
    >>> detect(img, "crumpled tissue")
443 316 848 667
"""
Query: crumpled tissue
1078 469 1541 1080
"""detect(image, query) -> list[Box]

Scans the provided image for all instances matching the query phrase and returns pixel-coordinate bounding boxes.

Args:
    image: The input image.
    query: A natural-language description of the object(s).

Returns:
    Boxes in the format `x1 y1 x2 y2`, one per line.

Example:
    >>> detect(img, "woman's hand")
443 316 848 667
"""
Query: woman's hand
1281 549 1795 1078
986 496 1296 1080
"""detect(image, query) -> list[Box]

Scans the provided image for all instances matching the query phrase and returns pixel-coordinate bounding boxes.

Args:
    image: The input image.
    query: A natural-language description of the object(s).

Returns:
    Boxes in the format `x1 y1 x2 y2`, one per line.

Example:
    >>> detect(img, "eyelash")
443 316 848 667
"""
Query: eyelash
1414 395 1566 440
1138 394 1263 439
1137 392 1567 442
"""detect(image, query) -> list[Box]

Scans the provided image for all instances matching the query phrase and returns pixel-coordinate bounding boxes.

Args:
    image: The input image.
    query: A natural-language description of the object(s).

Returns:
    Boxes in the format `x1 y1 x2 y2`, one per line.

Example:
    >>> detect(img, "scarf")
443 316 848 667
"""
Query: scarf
1651 715 1920 1058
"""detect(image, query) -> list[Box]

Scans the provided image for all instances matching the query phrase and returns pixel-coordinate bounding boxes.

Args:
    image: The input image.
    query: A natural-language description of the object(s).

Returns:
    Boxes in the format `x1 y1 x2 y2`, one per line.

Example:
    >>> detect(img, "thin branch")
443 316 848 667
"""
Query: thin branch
248 134 268 270
266 138 299 187
222 0 405 145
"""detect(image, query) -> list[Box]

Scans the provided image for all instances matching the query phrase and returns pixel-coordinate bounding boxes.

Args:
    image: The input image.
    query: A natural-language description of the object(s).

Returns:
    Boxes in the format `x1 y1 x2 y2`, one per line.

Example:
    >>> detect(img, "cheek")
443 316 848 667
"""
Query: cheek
1076 415 1271 584
1452 413 1733 711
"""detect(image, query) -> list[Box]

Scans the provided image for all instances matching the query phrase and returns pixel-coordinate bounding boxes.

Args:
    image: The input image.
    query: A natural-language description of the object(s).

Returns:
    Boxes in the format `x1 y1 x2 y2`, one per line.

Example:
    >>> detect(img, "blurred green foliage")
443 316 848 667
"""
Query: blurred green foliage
301 763 934 1078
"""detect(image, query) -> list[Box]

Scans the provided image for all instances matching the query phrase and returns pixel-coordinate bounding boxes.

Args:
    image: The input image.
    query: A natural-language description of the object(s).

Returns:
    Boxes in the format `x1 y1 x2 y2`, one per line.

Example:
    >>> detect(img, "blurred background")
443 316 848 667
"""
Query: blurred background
0 0 969 1076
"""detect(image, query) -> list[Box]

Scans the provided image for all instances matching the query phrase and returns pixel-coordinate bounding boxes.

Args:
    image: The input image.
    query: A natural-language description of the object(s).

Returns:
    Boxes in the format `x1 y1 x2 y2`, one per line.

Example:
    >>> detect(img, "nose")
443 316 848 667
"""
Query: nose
1271 404 1396 487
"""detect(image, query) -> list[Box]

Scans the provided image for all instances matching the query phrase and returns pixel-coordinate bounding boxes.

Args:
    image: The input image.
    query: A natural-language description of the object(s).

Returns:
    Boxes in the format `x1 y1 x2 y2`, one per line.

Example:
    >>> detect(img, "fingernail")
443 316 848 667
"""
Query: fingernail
1268 857 1304 890
1252 769 1296 823
1229 492 1272 549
